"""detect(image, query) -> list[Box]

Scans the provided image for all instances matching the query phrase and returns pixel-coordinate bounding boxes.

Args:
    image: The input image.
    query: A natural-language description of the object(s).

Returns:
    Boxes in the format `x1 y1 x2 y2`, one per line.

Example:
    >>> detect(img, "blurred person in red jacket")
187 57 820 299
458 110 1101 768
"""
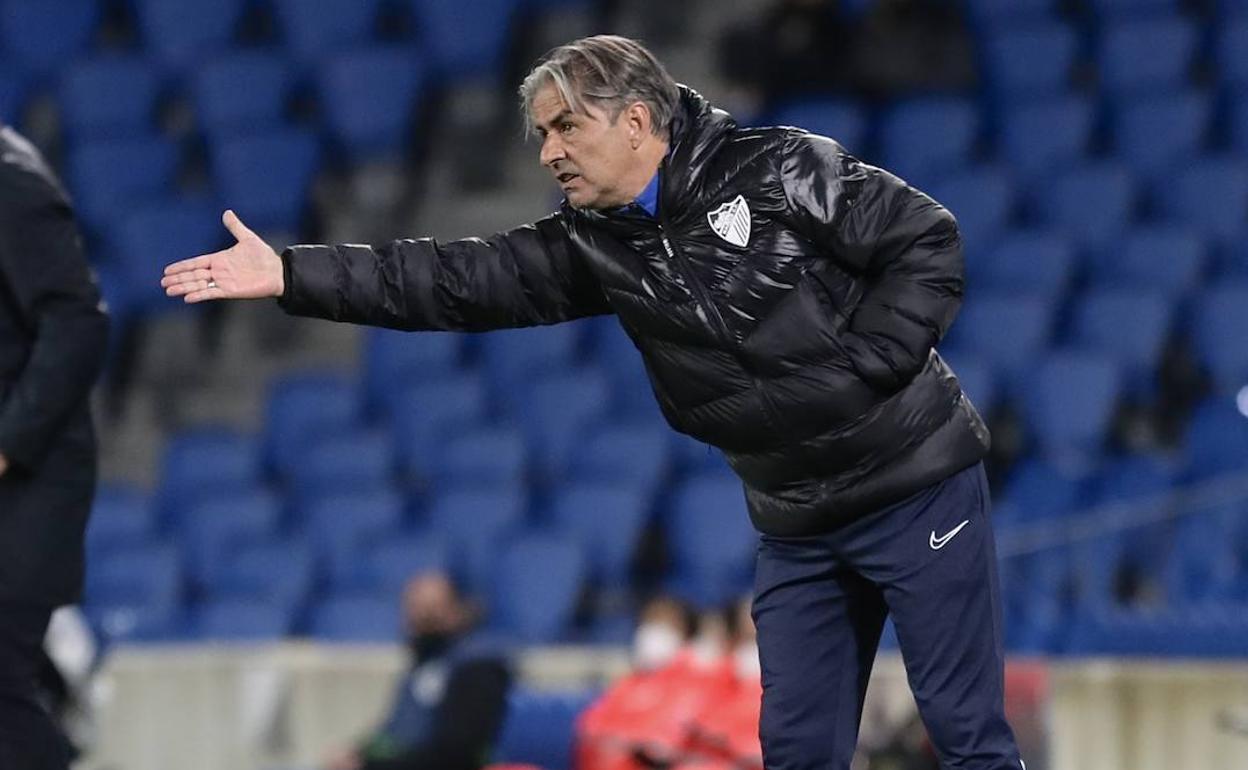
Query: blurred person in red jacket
576 595 738 770
680 597 763 770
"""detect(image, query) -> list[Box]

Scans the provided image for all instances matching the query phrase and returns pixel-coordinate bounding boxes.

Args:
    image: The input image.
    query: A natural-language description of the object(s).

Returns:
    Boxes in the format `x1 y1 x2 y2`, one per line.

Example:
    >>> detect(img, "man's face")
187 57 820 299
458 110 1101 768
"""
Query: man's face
403 573 462 636
531 83 641 210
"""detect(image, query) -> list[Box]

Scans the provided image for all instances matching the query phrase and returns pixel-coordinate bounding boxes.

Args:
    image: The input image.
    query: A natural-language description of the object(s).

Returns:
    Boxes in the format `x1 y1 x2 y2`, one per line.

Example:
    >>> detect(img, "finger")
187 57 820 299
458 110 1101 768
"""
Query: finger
161 268 212 288
183 286 226 304
164 254 213 276
223 209 256 243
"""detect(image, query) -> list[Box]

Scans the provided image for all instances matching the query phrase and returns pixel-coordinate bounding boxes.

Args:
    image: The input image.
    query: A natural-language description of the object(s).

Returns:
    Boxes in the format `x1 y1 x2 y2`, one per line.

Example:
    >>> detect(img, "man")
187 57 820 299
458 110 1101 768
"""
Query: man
0 124 110 770
162 35 1021 769
326 571 511 770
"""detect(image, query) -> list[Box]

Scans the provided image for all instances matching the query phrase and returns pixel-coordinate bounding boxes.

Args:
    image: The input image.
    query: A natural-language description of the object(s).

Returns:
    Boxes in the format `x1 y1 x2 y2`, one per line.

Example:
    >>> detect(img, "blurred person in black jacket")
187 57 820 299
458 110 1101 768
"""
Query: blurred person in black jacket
0 124 109 770
718 0 856 109
850 0 977 100
325 572 512 770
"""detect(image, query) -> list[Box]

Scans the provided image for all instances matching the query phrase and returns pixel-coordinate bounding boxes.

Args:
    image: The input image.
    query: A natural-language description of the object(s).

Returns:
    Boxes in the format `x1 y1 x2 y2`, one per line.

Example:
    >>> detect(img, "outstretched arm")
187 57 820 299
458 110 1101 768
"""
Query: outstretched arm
781 132 965 393
162 211 611 332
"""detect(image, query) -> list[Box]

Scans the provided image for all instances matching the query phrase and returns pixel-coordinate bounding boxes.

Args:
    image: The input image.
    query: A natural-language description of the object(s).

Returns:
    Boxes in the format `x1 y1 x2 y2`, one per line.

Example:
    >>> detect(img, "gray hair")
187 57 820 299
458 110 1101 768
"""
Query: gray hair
519 35 680 139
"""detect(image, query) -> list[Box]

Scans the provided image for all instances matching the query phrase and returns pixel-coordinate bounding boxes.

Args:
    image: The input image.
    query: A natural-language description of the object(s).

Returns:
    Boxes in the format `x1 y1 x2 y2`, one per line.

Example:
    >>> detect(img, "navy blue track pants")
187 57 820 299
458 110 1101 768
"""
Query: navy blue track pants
752 462 1023 770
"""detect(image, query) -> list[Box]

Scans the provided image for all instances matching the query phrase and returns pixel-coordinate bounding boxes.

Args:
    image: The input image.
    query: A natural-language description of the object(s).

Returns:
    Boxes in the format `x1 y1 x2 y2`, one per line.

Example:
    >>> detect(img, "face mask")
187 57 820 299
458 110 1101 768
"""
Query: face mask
733 642 761 680
409 631 453 662
632 622 683 671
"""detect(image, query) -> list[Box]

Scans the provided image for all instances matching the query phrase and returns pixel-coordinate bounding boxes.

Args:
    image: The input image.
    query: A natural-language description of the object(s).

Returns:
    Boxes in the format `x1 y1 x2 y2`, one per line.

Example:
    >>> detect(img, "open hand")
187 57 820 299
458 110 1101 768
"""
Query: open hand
161 210 284 303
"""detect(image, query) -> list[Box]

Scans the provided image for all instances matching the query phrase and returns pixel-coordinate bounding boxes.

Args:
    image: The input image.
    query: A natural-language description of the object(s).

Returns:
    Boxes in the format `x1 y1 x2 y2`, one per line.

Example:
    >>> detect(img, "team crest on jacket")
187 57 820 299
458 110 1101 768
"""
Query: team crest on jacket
707 195 751 247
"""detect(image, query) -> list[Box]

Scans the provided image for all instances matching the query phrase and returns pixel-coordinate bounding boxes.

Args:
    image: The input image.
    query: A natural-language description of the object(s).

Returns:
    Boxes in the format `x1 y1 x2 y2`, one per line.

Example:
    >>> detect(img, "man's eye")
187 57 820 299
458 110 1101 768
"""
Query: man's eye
560 122 575 133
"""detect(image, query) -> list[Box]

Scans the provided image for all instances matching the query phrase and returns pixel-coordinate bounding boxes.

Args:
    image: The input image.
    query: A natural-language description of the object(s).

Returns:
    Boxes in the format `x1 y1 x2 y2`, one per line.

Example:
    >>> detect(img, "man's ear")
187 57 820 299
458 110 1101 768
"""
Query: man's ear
626 101 652 142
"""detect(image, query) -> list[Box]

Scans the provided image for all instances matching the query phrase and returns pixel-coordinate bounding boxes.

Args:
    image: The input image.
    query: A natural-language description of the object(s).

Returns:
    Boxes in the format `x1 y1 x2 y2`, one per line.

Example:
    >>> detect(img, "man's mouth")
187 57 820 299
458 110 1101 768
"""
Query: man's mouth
557 172 579 184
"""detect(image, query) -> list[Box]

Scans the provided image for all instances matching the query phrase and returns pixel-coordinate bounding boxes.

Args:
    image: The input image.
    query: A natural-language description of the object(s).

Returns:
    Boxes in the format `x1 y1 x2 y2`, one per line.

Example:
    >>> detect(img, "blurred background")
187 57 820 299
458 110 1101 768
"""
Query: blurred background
2 0 1248 768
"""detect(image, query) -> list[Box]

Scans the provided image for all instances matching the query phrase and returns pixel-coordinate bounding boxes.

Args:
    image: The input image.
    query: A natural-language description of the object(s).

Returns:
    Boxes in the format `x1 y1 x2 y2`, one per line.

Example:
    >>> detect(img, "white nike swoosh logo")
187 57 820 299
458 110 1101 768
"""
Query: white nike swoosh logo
929 520 970 550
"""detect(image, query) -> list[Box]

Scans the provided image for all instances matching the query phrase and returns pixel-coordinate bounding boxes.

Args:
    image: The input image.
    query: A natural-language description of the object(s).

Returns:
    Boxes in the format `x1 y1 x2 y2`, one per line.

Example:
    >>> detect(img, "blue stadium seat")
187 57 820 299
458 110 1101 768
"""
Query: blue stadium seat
983 22 1078 96
963 0 1056 25
973 230 1075 299
425 487 527 593
1069 289 1173 378
407 0 519 80
491 532 586 643
133 0 248 67
392 375 490 474
549 482 649 588
1033 163 1137 251
302 487 405 561
942 294 1054 388
424 426 527 489
1156 157 1248 241
565 422 671 495
494 688 598 770
158 429 263 522
85 543 183 611
318 46 427 160
939 352 999 415
1088 226 1205 295
0 69 25 124
879 97 980 184
1111 91 1211 178
0 0 97 76
998 95 1095 180
1088 0 1181 18
211 129 322 233
1182 398 1248 477
273 0 383 61
364 329 462 411
58 56 162 141
1020 351 1123 461
1187 284 1248 392
479 324 581 401
264 373 363 475
110 198 224 313
307 594 397 642
68 136 179 235
180 489 283 584
515 369 611 478
1164 523 1239 603
767 99 868 154
349 533 451 594
1099 16 1198 96
1092 453 1180 504
1003 458 1091 520
192 52 294 138
202 539 315 606
590 320 664 420
929 166 1017 255
665 474 758 607
86 486 156 555
1218 18 1248 89
289 428 396 500
1229 92 1248 157
195 599 293 641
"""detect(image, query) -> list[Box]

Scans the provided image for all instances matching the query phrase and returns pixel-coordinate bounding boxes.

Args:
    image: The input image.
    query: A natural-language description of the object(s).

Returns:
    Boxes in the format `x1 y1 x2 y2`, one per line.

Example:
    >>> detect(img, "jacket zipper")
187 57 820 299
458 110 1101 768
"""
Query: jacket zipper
658 222 790 436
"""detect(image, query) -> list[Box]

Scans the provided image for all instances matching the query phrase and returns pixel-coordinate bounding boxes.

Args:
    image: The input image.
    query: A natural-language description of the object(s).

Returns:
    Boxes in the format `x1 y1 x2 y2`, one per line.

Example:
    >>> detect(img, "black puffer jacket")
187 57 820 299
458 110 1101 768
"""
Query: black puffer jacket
280 87 989 536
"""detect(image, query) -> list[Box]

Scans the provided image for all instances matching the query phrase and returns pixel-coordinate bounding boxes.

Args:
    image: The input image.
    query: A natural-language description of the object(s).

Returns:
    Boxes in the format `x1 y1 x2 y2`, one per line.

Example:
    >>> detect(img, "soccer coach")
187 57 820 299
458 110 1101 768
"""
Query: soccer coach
163 35 1023 769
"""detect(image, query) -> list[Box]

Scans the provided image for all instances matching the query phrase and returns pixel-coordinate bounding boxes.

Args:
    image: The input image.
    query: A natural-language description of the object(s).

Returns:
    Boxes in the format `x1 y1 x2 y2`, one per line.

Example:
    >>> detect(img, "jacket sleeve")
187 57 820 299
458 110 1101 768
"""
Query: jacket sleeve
780 132 965 393
277 213 612 331
0 171 110 471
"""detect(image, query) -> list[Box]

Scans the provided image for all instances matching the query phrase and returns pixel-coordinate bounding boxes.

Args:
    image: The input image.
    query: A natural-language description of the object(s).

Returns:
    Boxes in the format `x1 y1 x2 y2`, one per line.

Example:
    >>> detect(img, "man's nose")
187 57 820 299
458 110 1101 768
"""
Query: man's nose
540 133 564 167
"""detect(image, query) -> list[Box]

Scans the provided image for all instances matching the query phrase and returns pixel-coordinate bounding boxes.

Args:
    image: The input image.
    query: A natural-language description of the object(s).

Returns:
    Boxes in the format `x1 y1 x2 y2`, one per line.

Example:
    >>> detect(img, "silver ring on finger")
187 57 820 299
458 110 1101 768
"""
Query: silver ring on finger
207 280 217 289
